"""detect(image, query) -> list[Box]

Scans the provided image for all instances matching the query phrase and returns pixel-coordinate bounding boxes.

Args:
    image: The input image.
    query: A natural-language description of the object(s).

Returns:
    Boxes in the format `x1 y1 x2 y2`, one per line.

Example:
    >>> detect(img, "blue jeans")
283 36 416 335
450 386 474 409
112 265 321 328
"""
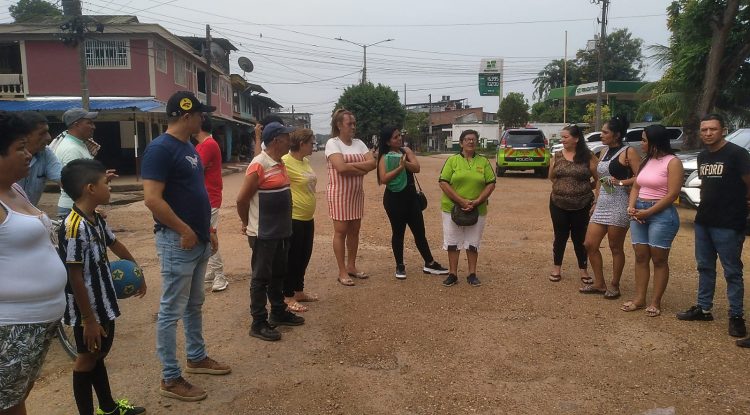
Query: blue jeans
630 200 680 249
155 228 211 381
695 223 746 318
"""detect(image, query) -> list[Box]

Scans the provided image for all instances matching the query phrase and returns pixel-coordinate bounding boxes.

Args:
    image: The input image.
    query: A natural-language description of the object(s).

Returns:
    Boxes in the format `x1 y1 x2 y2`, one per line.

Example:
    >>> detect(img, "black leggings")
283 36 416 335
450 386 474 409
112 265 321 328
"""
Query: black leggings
283 219 314 297
383 188 434 266
549 199 590 269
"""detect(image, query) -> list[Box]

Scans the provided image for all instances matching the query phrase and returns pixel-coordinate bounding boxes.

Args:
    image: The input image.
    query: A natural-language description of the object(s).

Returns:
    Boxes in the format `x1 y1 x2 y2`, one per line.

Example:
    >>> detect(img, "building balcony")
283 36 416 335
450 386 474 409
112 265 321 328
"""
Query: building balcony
0 74 24 98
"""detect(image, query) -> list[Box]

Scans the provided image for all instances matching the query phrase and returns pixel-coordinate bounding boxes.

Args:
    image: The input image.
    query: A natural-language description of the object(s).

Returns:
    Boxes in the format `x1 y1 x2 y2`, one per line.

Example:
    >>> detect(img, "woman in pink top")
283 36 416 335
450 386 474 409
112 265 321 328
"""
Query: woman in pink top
325 109 376 286
622 125 683 317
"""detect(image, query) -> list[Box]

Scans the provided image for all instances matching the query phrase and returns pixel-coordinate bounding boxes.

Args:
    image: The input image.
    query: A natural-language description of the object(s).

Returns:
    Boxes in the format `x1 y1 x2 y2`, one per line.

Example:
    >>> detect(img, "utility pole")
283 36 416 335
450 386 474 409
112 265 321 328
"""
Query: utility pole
404 83 407 107
593 0 609 131
62 0 89 110
335 37 393 85
205 24 212 107
428 93 433 150
563 30 568 124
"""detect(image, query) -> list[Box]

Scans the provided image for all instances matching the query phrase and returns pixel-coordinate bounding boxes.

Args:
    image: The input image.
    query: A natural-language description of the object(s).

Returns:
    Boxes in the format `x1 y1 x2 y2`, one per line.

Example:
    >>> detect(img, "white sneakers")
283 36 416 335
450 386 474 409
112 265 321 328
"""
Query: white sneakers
210 275 228 292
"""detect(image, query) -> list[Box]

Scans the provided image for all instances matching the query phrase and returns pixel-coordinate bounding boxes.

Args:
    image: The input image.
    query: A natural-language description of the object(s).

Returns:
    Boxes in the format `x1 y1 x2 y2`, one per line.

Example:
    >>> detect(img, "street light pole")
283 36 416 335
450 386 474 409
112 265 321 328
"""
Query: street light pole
335 37 394 85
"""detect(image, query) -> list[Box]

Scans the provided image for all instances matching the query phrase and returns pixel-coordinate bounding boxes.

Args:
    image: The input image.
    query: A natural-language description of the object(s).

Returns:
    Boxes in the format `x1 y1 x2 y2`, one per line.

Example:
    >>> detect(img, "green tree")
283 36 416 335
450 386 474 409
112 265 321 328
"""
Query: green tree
334 83 405 147
582 103 611 125
532 59 580 101
497 92 530 128
403 111 428 139
576 28 645 83
640 0 750 148
9 0 61 22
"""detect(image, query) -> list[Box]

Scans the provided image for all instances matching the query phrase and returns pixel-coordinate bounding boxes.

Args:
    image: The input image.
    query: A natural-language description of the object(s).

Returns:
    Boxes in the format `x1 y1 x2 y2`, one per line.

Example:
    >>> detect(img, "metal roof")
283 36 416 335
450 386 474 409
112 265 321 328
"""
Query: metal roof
0 98 165 112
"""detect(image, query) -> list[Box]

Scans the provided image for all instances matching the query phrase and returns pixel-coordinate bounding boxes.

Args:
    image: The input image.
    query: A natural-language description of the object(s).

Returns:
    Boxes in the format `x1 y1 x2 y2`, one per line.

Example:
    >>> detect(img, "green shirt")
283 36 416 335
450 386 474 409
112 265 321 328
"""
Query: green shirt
439 153 496 215
384 151 407 192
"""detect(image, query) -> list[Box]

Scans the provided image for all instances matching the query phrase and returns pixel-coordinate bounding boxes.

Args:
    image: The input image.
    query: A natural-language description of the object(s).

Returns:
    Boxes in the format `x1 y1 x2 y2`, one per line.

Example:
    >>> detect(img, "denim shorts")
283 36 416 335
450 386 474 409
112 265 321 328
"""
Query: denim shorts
630 200 680 249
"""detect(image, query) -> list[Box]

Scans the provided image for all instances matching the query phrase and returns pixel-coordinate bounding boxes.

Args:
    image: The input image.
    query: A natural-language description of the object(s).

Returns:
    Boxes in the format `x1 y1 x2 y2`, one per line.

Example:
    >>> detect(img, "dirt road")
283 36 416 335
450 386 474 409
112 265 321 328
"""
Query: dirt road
29 152 750 414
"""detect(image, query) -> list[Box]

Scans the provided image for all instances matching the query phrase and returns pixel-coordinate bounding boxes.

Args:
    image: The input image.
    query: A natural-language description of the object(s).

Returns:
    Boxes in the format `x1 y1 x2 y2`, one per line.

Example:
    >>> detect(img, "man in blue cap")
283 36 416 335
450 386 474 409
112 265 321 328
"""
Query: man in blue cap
237 122 305 341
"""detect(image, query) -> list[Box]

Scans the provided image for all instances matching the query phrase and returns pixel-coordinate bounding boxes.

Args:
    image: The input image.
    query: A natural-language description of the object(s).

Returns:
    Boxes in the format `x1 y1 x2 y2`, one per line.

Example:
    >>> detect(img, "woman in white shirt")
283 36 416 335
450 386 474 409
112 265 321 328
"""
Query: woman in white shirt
0 111 67 414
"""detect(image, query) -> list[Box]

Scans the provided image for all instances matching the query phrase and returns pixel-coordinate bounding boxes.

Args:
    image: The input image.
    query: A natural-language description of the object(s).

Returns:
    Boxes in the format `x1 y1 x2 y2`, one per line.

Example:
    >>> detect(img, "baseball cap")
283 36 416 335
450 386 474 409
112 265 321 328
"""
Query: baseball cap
63 108 98 127
166 91 216 117
262 122 296 145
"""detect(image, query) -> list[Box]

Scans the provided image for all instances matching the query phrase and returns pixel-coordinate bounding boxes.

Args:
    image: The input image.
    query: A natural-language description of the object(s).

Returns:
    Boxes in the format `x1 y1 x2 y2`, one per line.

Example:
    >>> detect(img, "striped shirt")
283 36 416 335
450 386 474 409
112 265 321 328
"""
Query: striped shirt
325 137 369 221
59 206 120 325
243 151 293 239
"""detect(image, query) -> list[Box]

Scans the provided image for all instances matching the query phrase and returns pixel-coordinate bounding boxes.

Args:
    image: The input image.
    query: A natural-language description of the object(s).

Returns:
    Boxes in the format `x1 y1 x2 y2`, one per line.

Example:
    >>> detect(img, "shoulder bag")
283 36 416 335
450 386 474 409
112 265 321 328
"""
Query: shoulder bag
413 174 428 211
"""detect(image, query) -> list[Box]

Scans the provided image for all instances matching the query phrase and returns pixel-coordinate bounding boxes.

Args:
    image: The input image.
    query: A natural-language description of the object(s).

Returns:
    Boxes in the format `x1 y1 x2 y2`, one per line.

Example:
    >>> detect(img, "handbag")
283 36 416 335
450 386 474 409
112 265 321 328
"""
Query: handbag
413 174 428 211
451 204 479 226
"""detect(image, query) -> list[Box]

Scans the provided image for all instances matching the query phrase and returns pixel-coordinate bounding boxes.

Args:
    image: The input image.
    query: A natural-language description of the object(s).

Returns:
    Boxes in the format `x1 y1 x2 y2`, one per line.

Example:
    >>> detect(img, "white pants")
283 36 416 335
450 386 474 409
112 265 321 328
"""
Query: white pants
441 211 487 251
205 208 225 282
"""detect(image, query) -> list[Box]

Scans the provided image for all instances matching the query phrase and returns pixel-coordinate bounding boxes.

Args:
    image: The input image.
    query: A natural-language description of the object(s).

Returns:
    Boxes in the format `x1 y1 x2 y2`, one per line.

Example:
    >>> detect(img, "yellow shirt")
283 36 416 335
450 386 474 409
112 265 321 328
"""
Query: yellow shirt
282 154 317 221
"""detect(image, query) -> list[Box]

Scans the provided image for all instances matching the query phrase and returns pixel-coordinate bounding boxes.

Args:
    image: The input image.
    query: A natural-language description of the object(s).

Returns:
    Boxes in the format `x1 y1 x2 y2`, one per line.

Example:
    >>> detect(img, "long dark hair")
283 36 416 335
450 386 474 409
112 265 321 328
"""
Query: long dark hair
377 125 401 185
637 124 675 175
562 124 591 164
605 115 629 143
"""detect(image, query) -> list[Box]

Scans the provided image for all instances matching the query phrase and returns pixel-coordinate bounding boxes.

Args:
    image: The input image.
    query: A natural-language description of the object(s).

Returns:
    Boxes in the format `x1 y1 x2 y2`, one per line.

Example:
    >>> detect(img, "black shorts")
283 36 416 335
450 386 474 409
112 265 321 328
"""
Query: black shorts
73 320 115 354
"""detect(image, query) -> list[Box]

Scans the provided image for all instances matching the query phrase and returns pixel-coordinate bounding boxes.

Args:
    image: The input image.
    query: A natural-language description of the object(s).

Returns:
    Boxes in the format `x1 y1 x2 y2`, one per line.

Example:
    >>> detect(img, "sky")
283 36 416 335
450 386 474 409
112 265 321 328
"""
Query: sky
1 0 674 132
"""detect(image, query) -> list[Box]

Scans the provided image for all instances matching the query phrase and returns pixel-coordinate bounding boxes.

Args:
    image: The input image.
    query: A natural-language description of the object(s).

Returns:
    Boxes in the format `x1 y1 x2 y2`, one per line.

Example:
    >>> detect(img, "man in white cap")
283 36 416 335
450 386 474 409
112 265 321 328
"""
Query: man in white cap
54 108 98 218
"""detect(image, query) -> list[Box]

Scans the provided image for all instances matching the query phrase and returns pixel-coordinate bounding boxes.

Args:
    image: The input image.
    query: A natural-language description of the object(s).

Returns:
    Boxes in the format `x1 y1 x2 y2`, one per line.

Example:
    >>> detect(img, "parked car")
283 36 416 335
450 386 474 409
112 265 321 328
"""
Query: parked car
680 128 750 209
551 131 601 154
623 126 685 157
496 128 550 177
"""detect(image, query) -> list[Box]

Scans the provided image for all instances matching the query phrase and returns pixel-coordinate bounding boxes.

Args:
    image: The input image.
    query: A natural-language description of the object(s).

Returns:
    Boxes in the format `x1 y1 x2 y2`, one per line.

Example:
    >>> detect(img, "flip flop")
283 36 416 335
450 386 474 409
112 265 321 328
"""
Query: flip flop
604 287 621 299
549 273 562 282
295 292 319 302
285 300 308 313
645 306 661 317
348 272 369 279
621 301 645 312
337 277 355 286
581 275 594 285
579 284 606 294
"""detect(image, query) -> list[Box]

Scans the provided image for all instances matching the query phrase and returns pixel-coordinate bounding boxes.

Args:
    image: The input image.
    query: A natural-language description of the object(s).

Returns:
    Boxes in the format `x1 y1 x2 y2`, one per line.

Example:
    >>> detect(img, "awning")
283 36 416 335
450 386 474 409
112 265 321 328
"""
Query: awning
212 114 254 127
0 98 165 112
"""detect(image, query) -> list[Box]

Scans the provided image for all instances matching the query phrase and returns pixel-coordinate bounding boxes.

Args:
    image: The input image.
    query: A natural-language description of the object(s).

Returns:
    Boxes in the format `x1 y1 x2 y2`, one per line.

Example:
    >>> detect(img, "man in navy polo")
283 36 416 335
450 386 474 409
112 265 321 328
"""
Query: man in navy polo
142 91 231 402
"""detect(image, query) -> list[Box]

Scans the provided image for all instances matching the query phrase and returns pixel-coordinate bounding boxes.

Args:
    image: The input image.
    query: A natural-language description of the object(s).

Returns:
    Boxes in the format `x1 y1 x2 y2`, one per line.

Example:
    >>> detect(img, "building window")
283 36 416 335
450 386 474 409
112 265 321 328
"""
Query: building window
85 39 130 68
211 75 218 94
174 55 187 86
155 43 167 73
221 82 229 102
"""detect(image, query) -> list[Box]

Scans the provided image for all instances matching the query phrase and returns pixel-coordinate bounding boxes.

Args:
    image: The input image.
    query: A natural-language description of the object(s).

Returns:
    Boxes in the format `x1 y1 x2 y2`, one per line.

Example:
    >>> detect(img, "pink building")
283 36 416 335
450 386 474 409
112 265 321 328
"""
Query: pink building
0 15 260 173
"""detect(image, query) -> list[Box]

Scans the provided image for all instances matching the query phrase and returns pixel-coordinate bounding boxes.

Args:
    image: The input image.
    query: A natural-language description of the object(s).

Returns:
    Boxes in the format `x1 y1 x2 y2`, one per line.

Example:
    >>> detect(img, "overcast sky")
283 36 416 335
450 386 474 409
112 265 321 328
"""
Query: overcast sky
2 0 673 132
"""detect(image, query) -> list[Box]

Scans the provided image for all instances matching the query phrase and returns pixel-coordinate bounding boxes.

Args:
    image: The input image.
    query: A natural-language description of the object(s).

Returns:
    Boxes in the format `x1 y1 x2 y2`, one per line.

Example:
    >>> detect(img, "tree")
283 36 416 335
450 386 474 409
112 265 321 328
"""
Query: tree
582 103 611 125
576 28 645 83
532 59 580 101
9 0 61 22
403 112 428 142
638 1 750 147
497 92 530 128
334 83 405 147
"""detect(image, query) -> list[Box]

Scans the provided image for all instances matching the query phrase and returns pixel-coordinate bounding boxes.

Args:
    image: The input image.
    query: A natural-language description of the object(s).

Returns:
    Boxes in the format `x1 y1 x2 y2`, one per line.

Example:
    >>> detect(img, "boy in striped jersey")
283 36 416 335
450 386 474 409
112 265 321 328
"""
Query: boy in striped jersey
59 159 147 415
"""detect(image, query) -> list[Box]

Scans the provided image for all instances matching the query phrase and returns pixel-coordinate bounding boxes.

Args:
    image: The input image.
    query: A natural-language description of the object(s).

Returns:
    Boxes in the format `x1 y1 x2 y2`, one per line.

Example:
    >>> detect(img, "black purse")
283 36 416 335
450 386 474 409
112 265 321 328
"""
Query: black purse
414 174 428 211
451 204 479 226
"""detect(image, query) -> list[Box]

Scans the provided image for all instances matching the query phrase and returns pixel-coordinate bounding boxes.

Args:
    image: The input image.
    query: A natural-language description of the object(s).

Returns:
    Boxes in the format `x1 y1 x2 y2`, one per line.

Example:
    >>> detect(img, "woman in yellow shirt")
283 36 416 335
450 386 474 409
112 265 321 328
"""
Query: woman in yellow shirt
281 129 319 312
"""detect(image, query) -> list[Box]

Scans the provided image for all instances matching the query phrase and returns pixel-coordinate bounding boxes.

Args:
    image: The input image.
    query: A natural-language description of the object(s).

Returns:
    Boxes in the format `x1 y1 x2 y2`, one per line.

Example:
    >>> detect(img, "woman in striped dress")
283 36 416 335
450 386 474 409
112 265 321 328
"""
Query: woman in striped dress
325 109 376 286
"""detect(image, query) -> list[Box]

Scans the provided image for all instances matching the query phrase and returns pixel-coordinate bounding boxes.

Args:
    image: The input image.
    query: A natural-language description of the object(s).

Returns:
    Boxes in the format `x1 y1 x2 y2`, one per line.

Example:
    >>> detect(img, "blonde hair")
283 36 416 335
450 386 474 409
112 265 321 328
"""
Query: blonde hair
290 128 314 151
330 108 353 137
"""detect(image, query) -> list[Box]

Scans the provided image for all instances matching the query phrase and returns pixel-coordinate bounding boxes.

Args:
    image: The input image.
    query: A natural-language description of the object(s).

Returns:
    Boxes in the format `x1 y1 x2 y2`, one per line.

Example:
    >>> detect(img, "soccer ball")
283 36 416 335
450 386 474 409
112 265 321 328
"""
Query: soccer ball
110 260 144 299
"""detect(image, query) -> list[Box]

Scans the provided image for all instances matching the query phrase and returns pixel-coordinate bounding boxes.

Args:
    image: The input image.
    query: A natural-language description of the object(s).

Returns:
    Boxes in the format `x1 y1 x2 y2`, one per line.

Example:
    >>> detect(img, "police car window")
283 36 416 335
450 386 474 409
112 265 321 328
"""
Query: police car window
506 132 544 146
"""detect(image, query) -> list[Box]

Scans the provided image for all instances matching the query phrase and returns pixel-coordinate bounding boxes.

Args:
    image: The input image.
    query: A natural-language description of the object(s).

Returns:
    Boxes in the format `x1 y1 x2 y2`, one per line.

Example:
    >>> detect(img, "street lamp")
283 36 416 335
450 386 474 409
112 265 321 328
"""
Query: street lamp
335 37 394 85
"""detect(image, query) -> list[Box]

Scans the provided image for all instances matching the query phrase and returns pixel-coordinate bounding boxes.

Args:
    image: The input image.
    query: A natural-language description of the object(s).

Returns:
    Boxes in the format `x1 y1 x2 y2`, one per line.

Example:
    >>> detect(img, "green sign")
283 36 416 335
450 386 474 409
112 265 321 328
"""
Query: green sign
478 73 501 96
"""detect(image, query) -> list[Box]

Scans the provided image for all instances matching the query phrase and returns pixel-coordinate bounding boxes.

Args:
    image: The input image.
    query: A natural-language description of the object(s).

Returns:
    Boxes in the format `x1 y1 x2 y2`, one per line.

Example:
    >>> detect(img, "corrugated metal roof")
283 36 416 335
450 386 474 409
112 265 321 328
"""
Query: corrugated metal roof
0 98 164 112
